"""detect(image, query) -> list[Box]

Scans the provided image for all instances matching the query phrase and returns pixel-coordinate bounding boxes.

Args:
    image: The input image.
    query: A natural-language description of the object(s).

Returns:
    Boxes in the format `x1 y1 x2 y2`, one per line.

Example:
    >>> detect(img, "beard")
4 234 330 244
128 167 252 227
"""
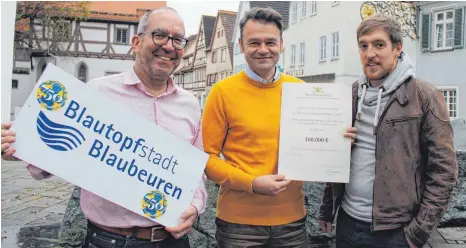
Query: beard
365 67 391 81
140 47 180 80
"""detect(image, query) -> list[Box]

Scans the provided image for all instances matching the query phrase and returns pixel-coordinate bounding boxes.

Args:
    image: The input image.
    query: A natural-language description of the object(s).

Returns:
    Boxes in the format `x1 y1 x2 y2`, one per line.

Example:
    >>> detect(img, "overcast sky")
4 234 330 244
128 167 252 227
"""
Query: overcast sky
167 1 240 36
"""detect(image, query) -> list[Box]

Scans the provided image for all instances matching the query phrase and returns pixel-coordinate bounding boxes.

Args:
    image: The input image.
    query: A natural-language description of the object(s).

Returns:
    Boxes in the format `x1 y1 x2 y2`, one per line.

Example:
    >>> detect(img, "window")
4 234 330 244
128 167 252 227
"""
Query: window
301 1 307 19
434 10 454 49
291 2 298 23
77 63 87 82
320 36 327 61
15 48 29 61
299 42 305 64
221 48 226 62
310 1 317 15
115 28 129 44
291 45 296 65
421 8 464 51
212 51 217 63
210 74 217 84
12 80 18 89
332 1 340 6
438 87 458 119
332 32 339 59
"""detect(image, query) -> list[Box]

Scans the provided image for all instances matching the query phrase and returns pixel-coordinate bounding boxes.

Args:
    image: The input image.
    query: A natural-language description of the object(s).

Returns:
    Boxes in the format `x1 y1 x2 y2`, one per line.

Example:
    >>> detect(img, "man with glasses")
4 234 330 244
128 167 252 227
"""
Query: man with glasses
1 7 206 248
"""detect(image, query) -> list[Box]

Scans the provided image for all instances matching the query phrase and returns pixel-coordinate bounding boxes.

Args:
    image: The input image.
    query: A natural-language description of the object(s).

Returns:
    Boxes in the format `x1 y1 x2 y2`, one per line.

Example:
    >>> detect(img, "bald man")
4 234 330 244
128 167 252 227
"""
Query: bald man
1 8 207 248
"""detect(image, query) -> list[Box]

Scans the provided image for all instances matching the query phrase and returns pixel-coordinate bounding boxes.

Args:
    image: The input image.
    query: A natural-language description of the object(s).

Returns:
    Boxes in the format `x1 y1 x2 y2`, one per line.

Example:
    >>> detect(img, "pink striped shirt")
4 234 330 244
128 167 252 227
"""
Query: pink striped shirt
27 68 207 228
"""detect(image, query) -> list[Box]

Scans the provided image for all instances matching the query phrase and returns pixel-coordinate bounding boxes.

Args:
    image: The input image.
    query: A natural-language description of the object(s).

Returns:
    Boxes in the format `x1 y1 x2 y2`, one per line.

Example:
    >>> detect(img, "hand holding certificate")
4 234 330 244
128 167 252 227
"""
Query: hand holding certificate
278 83 352 183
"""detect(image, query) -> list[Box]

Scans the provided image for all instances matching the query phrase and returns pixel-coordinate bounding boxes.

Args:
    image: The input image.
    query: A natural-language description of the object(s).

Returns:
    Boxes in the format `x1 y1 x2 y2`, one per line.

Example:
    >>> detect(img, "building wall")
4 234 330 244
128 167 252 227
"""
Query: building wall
30 20 136 57
10 16 137 119
283 1 417 86
231 2 290 75
232 2 250 74
284 1 354 82
56 57 135 82
206 17 233 82
191 20 207 104
416 1 466 120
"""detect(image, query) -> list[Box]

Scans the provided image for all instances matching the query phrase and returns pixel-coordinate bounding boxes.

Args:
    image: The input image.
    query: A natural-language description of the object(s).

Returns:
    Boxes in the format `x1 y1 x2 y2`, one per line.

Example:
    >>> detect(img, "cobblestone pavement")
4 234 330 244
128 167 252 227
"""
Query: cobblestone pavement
2 160 73 247
2 160 465 248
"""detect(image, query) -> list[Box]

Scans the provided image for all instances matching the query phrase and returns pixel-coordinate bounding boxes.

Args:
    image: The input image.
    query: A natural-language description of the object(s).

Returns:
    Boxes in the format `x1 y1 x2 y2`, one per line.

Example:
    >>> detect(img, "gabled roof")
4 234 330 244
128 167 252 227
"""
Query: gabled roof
202 15 217 48
184 34 198 57
189 15 215 70
232 1 291 43
206 10 237 65
175 34 198 74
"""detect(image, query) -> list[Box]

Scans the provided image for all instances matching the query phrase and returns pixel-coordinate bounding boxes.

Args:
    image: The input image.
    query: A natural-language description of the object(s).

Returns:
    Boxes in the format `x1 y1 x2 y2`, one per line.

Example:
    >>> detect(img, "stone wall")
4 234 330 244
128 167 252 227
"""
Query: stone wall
55 151 466 247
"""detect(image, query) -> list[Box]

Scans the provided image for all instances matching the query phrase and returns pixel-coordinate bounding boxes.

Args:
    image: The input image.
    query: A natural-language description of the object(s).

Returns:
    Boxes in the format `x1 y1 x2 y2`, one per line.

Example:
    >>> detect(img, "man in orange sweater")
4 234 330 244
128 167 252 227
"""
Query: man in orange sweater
202 7 356 248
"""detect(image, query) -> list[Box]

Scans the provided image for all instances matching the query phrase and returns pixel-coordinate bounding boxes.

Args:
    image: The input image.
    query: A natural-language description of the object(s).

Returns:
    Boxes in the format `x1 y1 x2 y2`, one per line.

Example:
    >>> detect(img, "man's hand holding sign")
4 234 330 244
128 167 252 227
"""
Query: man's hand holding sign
1 7 209 248
4 63 207 229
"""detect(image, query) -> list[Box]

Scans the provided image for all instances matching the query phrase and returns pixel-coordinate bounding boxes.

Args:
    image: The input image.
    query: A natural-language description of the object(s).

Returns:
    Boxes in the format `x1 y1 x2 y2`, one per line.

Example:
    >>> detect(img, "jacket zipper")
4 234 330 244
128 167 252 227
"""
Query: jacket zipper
386 115 421 124
414 170 419 203
370 96 397 232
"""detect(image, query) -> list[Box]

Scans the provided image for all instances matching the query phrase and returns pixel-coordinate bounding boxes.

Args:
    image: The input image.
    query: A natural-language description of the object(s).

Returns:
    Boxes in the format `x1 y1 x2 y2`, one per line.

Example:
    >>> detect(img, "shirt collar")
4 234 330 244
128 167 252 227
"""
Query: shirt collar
124 67 179 97
245 65 281 83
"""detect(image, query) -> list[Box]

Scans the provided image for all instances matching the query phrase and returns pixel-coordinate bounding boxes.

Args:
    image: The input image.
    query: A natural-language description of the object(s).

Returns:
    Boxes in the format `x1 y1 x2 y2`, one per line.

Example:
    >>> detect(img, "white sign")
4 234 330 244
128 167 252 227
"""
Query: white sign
11 64 209 227
278 83 352 183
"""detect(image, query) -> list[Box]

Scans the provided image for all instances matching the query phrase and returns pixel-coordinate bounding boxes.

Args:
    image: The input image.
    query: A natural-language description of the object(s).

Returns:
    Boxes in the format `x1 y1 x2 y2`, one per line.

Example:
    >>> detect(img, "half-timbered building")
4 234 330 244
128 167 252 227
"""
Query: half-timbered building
10 1 166 119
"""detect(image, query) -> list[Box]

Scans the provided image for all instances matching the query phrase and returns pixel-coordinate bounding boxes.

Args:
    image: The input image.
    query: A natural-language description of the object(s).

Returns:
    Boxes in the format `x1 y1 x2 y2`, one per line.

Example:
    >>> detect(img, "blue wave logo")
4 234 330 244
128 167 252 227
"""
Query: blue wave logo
36 111 85 151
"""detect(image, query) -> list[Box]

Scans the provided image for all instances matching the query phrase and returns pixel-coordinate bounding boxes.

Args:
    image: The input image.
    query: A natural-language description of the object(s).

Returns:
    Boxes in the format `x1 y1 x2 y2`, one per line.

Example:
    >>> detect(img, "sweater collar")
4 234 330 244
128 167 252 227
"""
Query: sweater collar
245 65 281 84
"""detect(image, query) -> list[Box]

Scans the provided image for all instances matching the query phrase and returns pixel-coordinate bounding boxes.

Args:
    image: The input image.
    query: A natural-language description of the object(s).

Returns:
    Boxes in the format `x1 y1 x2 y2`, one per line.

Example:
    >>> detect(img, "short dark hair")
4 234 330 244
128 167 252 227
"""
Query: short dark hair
357 15 403 47
239 7 283 39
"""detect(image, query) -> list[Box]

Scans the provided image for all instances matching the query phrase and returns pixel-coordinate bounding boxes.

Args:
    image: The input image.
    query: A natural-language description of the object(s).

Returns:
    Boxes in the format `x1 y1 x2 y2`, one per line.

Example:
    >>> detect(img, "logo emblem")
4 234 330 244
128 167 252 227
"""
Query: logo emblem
360 2 377 20
142 190 168 219
36 80 68 111
313 87 324 94
36 111 85 151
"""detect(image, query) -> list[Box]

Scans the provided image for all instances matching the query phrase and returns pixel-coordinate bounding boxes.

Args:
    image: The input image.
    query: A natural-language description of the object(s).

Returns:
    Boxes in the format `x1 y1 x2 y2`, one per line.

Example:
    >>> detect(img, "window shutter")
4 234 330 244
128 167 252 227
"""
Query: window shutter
453 7 465 49
421 13 431 51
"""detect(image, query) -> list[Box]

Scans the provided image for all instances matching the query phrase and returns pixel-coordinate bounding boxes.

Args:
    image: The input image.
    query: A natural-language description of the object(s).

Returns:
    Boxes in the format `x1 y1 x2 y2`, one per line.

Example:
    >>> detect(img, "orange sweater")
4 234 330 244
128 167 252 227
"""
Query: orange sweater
202 71 306 226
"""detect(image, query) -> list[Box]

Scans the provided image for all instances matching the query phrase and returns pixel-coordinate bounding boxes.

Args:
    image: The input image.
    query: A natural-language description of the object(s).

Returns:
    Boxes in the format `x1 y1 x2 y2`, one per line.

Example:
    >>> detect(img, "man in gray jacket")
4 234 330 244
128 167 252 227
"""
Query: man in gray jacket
318 15 458 248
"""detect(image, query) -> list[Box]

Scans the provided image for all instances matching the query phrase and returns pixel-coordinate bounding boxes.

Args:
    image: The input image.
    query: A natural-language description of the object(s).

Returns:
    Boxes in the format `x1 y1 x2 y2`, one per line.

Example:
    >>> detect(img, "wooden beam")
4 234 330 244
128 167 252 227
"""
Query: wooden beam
79 26 107 30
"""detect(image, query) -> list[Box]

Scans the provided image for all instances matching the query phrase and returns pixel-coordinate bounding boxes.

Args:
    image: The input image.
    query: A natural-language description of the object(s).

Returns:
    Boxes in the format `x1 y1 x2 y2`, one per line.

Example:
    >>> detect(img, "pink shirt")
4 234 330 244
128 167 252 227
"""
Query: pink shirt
27 68 207 228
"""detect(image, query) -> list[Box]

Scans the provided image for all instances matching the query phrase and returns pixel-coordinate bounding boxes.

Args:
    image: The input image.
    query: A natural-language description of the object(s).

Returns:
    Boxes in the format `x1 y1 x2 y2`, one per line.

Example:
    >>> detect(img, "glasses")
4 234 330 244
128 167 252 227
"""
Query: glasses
139 32 189 50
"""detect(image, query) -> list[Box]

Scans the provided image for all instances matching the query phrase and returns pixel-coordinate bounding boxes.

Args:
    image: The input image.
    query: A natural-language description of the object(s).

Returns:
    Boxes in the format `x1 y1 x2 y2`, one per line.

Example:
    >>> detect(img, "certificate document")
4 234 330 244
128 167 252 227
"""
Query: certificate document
278 83 352 183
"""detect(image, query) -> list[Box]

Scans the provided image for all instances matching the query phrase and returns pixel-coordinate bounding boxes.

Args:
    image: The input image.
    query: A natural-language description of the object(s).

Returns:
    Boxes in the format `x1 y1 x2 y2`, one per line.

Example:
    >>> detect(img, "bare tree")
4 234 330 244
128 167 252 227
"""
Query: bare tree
15 1 89 59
